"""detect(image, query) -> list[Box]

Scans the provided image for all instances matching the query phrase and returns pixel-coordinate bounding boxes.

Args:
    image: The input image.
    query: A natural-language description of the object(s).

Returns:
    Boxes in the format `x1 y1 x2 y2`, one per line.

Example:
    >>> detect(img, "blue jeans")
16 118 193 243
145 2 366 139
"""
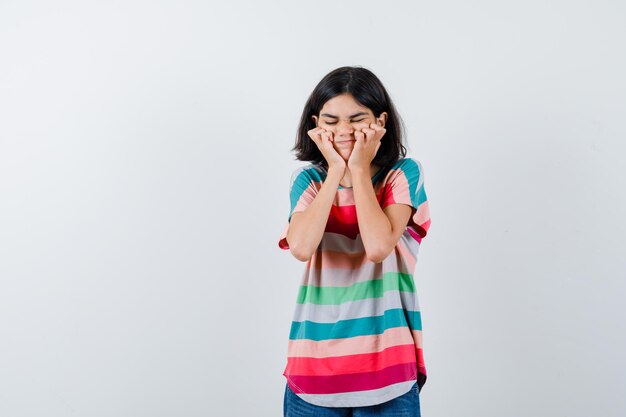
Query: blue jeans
283 383 421 417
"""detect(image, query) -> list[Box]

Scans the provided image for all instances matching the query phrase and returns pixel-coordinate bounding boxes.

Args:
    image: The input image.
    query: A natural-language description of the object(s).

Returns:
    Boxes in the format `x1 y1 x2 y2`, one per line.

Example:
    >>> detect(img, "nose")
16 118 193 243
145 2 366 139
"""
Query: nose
335 119 354 136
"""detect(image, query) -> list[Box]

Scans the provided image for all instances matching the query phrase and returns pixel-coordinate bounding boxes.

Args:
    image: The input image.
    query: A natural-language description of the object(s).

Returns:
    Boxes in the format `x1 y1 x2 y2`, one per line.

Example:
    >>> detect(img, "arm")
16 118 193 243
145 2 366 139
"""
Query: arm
286 166 344 262
352 168 413 263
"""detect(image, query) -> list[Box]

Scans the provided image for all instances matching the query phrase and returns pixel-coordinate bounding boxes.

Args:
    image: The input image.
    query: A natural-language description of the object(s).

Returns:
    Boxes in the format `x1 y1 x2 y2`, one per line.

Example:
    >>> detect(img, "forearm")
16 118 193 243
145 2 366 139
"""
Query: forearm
287 167 343 261
352 168 393 262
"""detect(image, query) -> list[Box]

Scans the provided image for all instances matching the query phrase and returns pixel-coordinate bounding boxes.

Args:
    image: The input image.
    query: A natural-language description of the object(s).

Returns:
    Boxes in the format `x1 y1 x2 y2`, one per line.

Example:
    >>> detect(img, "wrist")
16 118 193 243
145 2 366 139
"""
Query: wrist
327 164 345 175
349 166 369 177
326 166 344 182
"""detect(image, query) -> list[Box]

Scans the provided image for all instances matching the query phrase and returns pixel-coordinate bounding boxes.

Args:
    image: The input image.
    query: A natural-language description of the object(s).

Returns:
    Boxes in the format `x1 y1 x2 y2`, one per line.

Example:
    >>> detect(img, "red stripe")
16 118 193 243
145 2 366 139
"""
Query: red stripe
287 344 416 376
416 346 425 368
285 362 418 394
326 205 359 239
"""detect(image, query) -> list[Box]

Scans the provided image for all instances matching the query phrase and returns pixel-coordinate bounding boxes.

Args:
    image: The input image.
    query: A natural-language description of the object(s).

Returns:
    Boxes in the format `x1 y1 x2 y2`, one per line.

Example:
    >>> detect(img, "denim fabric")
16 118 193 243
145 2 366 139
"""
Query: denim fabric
283 382 421 417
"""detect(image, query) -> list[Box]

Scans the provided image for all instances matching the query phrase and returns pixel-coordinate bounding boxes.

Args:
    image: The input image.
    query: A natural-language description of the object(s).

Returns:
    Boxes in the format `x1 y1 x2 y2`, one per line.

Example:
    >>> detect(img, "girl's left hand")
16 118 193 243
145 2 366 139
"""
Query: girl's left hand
347 123 386 171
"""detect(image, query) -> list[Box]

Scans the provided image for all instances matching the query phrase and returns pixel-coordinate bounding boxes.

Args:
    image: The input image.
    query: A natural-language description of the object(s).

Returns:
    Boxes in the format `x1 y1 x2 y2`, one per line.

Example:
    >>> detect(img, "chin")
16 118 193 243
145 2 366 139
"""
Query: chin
333 144 353 159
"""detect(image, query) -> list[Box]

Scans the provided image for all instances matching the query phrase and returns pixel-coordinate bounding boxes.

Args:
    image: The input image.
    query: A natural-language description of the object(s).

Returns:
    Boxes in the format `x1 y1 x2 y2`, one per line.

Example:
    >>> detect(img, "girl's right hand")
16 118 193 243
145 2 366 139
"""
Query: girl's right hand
307 127 347 171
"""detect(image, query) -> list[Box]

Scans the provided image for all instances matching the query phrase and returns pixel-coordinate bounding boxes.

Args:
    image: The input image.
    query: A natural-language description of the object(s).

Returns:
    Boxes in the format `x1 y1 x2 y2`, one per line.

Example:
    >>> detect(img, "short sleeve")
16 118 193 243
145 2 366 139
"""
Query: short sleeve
278 166 321 250
381 158 431 240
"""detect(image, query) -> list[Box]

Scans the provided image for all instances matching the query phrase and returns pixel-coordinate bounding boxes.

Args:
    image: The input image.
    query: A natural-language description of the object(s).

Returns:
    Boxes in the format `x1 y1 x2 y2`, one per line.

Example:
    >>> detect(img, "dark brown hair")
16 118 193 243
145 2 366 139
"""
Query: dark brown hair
291 66 408 170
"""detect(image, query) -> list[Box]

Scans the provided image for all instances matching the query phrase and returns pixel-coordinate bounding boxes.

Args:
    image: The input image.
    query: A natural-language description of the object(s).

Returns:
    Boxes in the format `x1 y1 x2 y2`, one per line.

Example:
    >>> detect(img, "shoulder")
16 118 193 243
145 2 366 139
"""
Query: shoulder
385 157 423 182
391 157 422 172
289 163 326 187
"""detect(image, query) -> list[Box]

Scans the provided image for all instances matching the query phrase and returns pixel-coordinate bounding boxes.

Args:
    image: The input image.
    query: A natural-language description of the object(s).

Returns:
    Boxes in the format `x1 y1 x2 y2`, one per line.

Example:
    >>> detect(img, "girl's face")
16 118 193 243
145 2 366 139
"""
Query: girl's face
312 93 387 161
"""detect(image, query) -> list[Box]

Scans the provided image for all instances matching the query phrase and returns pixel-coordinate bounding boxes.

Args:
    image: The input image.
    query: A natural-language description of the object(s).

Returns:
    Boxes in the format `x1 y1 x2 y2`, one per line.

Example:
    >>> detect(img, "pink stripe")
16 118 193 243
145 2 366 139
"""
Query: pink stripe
381 169 410 209
412 329 423 348
396 238 416 270
286 362 418 394
287 327 419 358
414 202 431 237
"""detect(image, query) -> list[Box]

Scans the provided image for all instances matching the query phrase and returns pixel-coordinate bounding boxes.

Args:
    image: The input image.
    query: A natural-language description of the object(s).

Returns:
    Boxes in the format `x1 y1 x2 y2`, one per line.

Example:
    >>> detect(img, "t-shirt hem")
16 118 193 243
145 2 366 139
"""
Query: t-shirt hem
285 375 418 408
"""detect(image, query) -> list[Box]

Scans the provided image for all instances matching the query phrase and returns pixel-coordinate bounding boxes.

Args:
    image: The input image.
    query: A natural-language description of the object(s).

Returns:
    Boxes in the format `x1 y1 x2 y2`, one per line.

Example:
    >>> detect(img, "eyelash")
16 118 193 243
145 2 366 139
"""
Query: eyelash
324 119 366 125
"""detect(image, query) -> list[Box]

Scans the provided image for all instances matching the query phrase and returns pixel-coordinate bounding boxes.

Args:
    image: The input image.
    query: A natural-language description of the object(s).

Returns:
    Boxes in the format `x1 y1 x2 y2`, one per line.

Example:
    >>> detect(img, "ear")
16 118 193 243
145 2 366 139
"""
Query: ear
311 115 318 127
377 112 388 128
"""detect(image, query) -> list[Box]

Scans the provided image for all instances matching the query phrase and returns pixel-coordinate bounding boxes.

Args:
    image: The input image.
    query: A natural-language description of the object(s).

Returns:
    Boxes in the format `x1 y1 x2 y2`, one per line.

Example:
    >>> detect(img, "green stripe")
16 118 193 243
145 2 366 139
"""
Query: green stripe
296 272 415 305
289 308 422 340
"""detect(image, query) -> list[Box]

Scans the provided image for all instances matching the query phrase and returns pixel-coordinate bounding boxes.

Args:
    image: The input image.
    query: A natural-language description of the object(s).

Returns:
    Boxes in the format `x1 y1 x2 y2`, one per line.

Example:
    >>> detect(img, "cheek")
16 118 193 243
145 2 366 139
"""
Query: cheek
321 124 337 133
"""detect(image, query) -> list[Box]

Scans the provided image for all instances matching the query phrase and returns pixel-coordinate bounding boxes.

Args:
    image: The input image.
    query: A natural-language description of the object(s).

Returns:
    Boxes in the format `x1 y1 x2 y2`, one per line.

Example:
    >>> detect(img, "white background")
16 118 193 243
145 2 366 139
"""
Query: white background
1 1 625 416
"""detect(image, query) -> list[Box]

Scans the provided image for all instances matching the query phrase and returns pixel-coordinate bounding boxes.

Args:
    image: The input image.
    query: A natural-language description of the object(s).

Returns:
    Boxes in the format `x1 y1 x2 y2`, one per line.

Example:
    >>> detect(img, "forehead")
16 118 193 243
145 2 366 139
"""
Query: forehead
319 94 372 116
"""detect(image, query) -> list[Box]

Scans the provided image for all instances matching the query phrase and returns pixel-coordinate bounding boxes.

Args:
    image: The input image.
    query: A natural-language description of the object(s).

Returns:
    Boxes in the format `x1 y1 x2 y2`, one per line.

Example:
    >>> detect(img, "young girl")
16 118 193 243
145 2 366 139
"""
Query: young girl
278 66 431 417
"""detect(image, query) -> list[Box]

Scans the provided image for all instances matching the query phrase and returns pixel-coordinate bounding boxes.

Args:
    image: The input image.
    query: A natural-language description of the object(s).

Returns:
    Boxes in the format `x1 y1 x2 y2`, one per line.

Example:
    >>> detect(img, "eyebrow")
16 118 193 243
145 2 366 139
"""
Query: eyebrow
320 112 369 119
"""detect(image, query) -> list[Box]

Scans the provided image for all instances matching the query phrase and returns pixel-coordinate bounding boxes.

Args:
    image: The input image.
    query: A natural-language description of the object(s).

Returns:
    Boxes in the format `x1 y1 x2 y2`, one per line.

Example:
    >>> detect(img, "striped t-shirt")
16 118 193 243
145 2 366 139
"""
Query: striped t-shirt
277 156 432 407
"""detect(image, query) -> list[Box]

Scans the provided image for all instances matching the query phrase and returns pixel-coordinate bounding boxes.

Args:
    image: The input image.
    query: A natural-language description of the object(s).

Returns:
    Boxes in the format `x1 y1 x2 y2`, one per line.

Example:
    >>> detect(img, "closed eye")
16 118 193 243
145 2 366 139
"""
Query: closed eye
325 119 366 125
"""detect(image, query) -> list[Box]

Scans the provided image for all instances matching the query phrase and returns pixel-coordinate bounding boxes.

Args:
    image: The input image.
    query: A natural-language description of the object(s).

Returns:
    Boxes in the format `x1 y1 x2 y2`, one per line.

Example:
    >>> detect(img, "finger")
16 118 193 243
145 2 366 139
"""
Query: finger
307 127 324 142
355 130 365 141
322 130 335 145
361 128 375 140
369 123 385 132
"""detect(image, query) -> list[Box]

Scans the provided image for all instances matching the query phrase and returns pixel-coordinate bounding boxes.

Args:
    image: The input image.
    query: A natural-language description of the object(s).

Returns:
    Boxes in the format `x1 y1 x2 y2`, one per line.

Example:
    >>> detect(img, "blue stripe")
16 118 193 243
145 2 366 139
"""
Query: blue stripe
396 158 421 208
289 308 422 341
288 166 325 221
